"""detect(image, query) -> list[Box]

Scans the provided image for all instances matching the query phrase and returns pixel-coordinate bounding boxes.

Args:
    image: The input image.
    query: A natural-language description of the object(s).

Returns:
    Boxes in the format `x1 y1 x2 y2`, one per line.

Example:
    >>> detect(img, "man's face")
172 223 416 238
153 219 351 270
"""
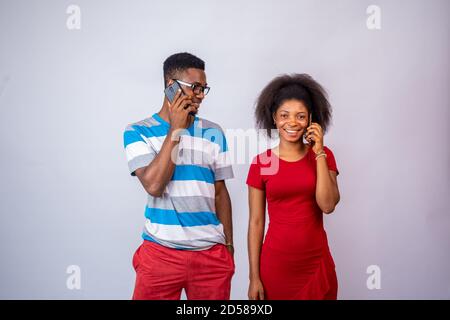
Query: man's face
171 68 207 115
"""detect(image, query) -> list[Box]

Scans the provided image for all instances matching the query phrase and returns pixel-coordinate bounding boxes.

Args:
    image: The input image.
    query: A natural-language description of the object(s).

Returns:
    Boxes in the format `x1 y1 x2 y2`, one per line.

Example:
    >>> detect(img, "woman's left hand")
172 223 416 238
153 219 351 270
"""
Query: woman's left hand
305 122 324 154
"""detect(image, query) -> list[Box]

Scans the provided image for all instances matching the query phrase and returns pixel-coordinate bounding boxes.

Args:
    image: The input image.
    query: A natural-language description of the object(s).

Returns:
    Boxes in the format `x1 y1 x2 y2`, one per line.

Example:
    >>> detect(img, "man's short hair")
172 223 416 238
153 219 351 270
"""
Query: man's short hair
163 52 205 87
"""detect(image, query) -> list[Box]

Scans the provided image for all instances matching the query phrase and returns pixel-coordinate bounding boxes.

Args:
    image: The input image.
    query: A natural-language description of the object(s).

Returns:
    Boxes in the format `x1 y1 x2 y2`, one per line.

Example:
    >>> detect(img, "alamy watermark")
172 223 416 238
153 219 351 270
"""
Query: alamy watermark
66 265 81 290
366 265 381 290
366 5 381 30
66 5 81 30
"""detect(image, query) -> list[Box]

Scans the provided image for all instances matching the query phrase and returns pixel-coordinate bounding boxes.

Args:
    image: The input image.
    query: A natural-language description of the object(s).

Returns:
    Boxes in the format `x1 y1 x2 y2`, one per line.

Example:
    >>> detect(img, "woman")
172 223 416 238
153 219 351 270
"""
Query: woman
246 74 340 300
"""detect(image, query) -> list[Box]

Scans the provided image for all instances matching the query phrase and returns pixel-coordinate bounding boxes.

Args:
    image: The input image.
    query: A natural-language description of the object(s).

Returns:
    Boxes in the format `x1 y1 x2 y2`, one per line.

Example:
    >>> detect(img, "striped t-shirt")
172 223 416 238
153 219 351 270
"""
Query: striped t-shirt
123 113 234 250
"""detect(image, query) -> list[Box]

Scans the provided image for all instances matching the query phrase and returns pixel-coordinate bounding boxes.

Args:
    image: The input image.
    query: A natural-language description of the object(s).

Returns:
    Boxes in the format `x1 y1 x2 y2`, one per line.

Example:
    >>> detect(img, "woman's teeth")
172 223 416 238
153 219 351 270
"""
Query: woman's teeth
284 129 300 134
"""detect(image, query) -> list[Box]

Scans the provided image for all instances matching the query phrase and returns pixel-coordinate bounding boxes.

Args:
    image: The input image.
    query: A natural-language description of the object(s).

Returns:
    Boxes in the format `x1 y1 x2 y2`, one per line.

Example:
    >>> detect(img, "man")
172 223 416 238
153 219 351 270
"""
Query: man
123 52 234 300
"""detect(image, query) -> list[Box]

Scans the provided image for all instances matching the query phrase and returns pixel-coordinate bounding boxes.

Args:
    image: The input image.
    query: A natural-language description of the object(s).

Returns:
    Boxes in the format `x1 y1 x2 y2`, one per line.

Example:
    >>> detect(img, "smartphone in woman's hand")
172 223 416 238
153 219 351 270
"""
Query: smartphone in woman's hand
303 113 314 145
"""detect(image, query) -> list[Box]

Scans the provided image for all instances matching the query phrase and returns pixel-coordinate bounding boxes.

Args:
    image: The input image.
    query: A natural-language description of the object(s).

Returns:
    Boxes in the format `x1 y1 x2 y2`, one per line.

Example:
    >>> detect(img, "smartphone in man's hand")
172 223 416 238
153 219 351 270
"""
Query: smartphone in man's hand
164 81 183 103
164 81 196 116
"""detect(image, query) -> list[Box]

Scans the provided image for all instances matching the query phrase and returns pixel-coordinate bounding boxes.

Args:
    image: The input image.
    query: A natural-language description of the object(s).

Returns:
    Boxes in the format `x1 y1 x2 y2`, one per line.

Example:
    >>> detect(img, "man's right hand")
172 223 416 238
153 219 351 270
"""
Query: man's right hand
168 89 197 130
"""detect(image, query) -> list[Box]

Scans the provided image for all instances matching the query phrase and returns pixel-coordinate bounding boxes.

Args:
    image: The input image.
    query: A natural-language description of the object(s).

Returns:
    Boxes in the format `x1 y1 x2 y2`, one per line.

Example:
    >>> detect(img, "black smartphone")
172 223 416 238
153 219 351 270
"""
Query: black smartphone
303 113 314 145
164 81 196 116
164 81 183 103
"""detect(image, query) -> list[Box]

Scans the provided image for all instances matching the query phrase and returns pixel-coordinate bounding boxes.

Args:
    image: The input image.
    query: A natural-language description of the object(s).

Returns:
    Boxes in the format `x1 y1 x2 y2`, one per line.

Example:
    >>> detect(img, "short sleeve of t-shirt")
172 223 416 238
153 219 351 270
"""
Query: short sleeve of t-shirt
211 127 234 181
323 146 339 175
123 125 157 176
246 156 265 190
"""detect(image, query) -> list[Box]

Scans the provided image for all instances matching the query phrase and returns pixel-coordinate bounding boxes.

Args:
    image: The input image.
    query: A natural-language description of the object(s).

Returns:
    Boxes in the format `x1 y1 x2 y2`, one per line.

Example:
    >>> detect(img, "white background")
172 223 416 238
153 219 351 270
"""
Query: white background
0 0 449 299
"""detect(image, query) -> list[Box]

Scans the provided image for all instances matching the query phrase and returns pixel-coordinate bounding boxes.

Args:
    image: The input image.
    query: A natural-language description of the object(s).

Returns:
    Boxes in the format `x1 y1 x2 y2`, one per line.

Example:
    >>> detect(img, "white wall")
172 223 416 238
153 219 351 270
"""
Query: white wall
0 0 449 299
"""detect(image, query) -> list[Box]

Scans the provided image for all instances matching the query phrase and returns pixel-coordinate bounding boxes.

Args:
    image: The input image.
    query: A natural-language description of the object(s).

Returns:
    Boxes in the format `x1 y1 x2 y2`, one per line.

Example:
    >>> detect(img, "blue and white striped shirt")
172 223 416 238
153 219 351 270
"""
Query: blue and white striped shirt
123 113 234 250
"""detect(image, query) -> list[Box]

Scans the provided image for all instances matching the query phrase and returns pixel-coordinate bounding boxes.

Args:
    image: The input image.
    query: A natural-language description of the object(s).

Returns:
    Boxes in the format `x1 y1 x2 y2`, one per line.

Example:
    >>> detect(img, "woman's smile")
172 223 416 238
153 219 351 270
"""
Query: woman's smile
283 127 303 137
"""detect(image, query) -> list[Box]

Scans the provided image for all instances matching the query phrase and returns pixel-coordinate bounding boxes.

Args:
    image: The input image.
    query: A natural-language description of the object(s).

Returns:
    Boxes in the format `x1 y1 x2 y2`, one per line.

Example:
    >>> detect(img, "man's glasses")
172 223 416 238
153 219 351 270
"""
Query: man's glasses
174 79 210 96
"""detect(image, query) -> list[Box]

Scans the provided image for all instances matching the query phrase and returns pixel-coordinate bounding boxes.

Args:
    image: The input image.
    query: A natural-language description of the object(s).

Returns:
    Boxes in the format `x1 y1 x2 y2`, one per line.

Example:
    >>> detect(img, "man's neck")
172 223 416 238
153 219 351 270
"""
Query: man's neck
157 102 170 124
157 102 195 128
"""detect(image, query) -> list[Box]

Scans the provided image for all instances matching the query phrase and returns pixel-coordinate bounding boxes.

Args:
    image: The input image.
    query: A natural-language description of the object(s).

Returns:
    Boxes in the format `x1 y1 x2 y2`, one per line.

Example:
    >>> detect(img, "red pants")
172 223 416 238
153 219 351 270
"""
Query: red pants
132 240 235 300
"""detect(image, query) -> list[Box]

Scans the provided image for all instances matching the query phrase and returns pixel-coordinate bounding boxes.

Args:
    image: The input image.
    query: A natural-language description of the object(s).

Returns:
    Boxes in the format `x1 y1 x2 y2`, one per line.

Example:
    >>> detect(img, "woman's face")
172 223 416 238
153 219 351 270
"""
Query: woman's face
273 99 309 143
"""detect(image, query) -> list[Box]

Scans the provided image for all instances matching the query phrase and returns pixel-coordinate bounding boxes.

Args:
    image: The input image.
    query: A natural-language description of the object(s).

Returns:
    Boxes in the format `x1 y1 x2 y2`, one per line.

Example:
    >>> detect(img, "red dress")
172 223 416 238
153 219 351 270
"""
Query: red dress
246 146 339 300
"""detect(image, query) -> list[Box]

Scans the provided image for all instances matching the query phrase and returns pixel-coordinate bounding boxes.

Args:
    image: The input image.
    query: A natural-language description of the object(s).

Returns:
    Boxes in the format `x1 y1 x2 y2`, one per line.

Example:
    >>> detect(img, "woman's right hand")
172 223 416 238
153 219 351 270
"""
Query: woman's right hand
248 278 265 300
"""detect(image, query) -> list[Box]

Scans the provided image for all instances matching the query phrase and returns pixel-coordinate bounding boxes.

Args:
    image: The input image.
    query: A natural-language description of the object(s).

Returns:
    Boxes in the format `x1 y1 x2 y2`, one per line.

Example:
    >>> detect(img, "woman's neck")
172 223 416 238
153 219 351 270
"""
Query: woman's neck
278 139 307 156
